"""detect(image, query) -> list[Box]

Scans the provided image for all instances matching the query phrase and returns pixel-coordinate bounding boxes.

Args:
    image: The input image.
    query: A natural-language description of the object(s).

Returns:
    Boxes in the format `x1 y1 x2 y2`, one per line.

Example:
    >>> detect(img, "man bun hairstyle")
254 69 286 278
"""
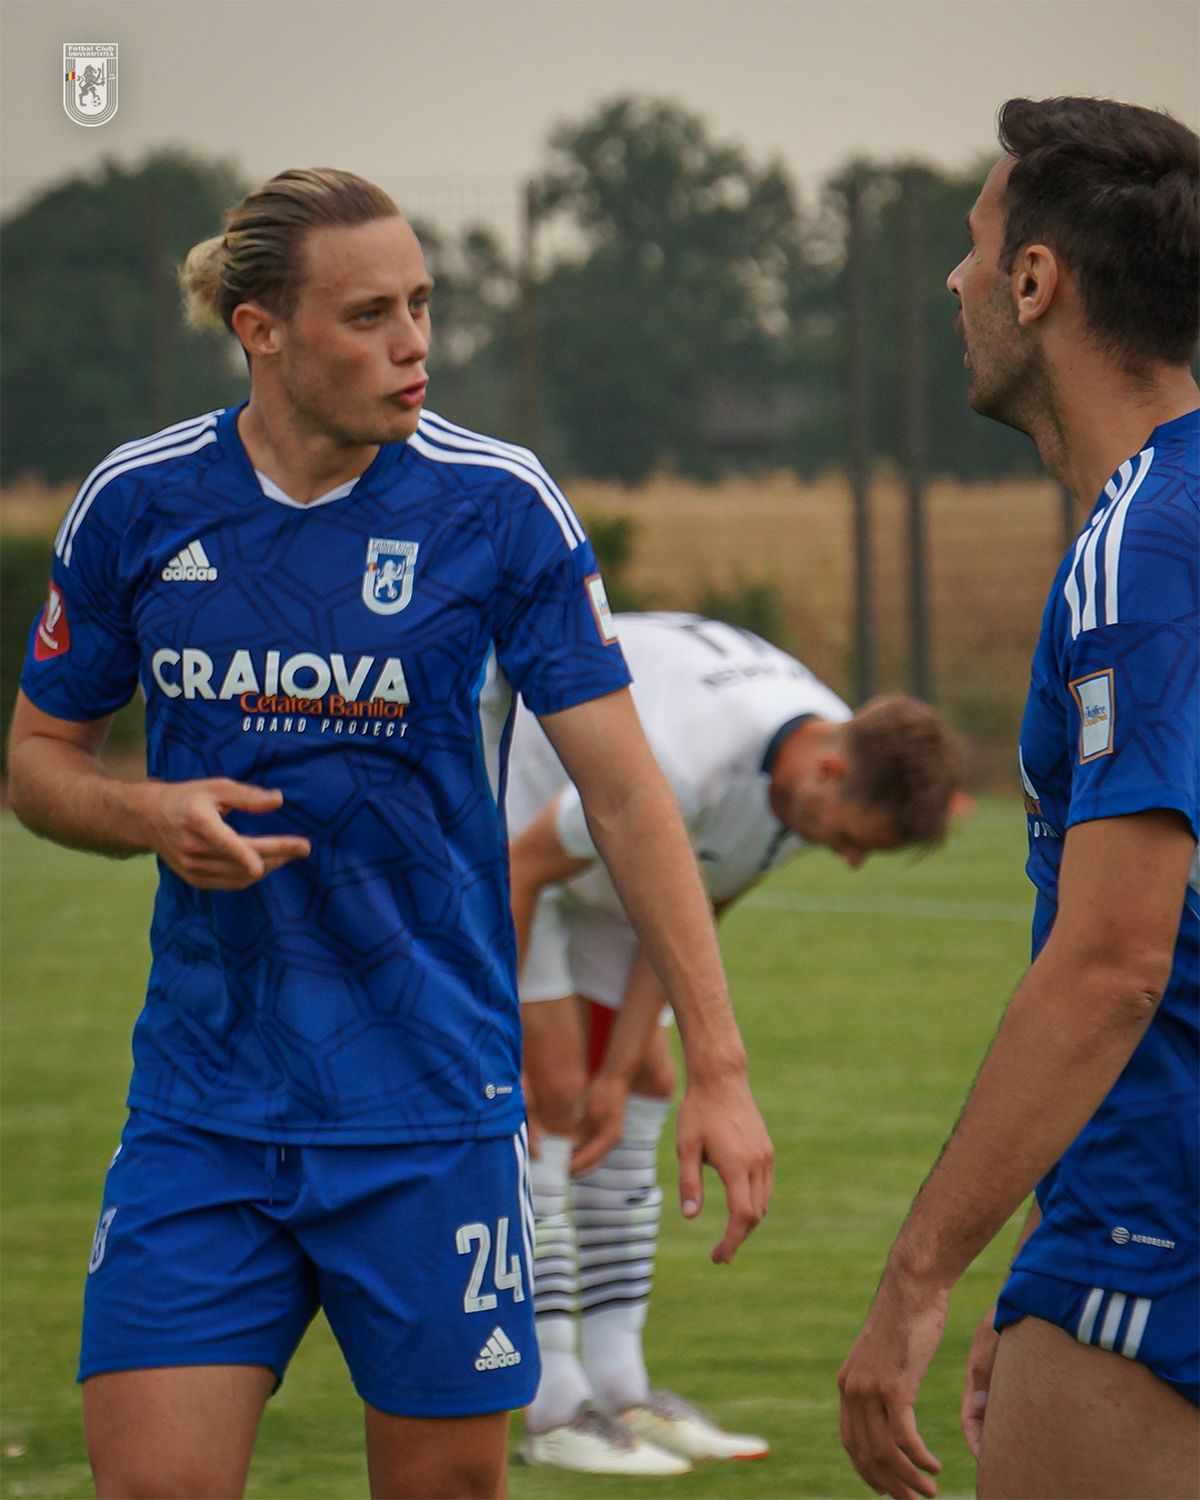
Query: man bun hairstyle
997 97 1200 370
178 168 400 332
842 696 963 848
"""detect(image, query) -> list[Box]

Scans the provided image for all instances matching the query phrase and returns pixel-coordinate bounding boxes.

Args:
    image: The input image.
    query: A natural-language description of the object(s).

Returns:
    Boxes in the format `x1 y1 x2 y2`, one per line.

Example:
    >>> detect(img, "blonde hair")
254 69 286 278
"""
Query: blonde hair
178 168 400 332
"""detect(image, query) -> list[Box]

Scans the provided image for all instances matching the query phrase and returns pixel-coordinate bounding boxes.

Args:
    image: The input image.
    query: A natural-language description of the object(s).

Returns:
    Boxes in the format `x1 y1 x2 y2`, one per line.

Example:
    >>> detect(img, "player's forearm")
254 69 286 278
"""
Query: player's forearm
585 778 746 1079
884 944 1164 1294
9 733 159 858
598 947 670 1085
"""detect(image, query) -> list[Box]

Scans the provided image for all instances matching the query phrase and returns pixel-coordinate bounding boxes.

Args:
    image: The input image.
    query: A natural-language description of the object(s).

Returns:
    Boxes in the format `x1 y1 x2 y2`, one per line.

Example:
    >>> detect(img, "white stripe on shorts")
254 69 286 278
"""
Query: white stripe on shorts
1098 1292 1127 1351
1121 1297 1152 1360
1076 1286 1104 1345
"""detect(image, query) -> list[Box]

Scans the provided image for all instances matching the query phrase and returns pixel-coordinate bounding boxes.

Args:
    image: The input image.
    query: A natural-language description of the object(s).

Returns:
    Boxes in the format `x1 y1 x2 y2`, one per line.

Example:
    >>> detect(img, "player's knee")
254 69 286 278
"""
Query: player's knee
91 1456 238 1500
369 1448 504 1499
529 1063 589 1134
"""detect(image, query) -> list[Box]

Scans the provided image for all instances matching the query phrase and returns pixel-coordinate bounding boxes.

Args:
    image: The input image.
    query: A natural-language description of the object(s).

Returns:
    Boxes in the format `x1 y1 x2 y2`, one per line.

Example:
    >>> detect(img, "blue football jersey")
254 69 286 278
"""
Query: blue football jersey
21 406 630 1144
1014 408 1199 1294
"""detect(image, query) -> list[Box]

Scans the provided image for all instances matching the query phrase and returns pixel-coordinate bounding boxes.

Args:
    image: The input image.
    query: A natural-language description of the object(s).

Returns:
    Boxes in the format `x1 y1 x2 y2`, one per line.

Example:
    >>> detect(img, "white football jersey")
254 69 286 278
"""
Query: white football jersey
503 612 850 914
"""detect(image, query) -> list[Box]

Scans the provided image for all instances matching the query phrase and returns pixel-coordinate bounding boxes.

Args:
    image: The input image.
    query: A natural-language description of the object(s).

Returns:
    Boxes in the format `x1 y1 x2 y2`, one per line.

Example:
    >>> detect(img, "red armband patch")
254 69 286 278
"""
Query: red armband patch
34 581 71 661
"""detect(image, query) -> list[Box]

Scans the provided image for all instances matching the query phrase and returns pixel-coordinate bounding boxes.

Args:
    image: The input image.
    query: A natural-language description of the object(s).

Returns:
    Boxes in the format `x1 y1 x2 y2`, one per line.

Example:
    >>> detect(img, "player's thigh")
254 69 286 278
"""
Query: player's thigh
301 1133 537 1423
521 993 588 1129
84 1364 274 1500
979 1314 1200 1499
364 1407 510 1499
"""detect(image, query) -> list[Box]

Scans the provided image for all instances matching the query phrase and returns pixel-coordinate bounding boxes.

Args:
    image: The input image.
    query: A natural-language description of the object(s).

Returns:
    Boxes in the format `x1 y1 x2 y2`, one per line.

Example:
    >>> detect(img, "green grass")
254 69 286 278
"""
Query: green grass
1 800 1033 1499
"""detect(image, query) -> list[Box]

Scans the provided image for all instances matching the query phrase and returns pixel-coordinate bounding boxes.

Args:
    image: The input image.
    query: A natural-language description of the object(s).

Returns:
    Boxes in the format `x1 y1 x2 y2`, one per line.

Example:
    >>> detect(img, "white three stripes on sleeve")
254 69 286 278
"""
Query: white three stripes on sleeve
55 413 222 567
410 413 586 551
1063 449 1154 639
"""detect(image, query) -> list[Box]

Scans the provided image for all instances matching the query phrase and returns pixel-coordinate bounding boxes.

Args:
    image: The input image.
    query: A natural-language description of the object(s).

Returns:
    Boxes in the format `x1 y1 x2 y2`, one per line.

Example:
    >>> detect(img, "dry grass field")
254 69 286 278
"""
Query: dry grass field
2 469 1075 787
574 469 1071 784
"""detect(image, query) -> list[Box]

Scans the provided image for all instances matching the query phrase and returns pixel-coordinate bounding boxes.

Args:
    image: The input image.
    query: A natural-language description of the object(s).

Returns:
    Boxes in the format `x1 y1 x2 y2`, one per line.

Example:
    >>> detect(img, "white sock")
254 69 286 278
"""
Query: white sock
574 1093 670 1414
526 1133 592 1431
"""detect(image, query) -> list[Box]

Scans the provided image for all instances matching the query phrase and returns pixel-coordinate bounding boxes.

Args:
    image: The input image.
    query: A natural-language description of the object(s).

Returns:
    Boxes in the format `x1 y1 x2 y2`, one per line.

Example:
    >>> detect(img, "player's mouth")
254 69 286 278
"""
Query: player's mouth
955 316 971 368
389 379 428 411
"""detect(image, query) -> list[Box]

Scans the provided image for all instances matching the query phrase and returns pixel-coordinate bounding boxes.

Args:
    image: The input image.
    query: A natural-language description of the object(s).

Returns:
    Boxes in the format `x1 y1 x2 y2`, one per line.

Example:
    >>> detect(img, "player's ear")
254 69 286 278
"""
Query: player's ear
230 301 285 360
816 752 849 787
1013 244 1058 327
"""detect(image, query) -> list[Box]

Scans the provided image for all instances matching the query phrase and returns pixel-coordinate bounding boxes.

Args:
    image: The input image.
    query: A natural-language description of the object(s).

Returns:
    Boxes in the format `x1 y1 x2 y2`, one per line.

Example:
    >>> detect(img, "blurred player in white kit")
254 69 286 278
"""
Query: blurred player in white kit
491 611 962 1474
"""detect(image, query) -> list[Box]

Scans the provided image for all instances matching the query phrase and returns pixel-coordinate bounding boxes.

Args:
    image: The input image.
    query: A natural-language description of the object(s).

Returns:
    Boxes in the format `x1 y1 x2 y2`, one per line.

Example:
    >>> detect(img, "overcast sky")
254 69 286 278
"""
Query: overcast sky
3 0 1197 243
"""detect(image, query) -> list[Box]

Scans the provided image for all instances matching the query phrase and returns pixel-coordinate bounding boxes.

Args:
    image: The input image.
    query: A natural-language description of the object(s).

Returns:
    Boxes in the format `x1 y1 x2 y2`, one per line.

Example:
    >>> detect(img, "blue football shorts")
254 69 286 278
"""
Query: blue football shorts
996 1268 1199 1406
80 1110 539 1417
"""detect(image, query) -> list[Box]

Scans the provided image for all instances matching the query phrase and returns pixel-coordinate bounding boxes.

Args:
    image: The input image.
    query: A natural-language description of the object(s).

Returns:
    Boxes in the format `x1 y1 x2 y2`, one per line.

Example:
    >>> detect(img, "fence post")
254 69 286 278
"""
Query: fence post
899 167 934 702
517 179 540 451
846 175 875 703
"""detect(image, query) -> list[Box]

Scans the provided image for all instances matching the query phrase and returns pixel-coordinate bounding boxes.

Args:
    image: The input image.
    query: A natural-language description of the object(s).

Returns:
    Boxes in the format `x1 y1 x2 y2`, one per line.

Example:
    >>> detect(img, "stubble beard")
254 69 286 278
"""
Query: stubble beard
965 289 1046 441
283 363 414 449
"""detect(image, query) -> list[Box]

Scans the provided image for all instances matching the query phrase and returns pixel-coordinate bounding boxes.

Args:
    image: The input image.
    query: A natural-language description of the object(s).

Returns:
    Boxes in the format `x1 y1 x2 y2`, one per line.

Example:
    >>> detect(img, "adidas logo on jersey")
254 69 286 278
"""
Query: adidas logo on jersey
161 540 217 582
475 1326 521 1372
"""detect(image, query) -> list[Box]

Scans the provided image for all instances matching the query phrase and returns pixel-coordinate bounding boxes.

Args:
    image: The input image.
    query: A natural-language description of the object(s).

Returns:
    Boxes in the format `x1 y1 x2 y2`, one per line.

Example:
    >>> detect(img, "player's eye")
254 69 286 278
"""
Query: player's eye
351 308 384 326
409 295 430 317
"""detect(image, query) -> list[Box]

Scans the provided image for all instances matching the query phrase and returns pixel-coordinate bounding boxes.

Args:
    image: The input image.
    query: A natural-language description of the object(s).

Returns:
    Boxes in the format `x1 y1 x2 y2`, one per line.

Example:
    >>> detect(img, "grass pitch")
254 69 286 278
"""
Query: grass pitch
1 799 1032 1499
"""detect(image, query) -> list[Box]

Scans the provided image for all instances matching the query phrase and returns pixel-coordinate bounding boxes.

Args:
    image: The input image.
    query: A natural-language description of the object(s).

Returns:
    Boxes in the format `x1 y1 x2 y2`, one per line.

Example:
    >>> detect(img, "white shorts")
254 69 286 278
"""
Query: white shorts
520 892 638 1010
519 893 673 1032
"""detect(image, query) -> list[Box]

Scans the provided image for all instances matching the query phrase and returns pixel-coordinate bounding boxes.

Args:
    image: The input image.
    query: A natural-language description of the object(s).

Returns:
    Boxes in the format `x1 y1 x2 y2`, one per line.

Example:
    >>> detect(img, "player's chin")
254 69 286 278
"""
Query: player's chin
349 406 422 446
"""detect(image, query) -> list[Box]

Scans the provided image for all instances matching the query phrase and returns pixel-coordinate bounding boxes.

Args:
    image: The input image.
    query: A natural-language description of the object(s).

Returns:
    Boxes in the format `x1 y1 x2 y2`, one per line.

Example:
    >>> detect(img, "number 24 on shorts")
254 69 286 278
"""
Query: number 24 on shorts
456 1217 526 1312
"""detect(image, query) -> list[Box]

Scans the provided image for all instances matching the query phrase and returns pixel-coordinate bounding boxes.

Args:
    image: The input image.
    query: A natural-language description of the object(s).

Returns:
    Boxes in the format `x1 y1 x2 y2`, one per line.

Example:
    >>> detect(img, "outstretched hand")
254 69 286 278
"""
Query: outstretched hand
675 1070 773 1264
147 779 311 889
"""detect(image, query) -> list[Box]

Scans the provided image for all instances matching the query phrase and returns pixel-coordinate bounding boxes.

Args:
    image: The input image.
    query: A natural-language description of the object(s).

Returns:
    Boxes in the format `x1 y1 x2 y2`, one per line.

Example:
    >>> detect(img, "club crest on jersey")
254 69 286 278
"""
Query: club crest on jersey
63 44 118 127
363 538 419 615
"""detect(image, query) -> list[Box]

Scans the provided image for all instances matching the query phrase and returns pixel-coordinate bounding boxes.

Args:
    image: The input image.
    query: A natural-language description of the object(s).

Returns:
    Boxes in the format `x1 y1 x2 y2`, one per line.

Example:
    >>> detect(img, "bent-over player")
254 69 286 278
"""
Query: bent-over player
498 612 961 1474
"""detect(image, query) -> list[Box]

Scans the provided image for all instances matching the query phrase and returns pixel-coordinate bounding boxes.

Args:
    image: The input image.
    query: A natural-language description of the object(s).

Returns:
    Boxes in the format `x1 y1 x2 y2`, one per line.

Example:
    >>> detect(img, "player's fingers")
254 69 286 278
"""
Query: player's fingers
712 1177 756 1264
865 1412 937 1499
962 1389 986 1460
209 780 286 814
246 835 312 868
570 1116 621 1175
676 1135 703 1220
751 1160 772 1221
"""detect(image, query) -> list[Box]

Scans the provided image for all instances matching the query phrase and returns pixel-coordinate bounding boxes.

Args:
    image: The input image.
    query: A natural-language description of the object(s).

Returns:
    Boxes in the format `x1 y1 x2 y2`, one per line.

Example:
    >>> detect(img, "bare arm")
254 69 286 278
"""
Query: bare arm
574 895 741 1173
8 690 311 889
538 688 773 1263
838 809 1196 1500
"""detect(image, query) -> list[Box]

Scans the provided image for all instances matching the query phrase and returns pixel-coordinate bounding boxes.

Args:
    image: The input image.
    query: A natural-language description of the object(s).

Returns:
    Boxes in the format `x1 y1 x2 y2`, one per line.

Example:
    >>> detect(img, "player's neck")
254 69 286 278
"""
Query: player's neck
1037 356 1198 508
238 395 379 505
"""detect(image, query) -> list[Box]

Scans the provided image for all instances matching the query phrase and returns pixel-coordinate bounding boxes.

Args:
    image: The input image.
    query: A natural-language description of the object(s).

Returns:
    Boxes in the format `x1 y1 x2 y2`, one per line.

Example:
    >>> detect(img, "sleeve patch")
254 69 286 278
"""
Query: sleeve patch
584 573 619 645
33 581 71 661
1069 668 1115 762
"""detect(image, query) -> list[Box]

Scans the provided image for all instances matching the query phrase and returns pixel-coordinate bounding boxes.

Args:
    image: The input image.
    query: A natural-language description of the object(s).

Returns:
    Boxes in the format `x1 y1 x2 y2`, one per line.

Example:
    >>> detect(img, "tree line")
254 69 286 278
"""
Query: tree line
1 96 1035 487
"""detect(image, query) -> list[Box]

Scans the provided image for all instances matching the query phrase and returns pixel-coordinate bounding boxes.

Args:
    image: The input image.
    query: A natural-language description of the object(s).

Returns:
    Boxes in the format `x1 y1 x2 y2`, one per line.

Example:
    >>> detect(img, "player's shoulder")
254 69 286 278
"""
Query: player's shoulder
405 410 587 551
53 410 225 567
1059 420 1199 639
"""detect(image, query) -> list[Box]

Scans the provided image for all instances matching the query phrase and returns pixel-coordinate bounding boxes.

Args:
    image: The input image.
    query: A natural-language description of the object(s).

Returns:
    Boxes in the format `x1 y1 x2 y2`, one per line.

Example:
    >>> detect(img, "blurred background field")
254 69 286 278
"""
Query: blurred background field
1 799 1030 1499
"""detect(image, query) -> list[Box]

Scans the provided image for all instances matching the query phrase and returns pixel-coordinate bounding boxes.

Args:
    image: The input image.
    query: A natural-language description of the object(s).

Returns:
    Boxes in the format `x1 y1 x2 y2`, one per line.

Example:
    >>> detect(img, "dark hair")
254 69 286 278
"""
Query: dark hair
996 97 1199 369
179 168 400 331
842 695 963 848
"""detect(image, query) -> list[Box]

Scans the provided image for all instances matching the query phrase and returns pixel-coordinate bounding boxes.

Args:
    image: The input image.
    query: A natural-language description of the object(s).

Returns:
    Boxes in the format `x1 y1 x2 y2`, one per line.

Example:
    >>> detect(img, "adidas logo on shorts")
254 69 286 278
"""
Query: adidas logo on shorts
161 540 217 582
475 1326 521 1371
